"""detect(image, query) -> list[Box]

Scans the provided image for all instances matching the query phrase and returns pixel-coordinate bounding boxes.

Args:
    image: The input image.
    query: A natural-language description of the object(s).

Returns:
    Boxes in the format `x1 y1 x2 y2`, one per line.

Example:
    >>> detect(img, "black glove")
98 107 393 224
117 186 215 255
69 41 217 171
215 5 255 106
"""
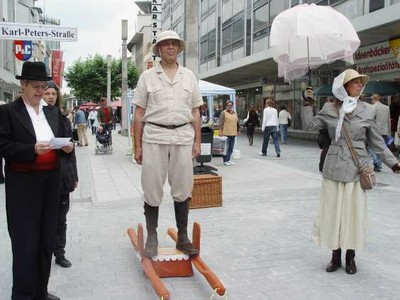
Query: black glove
392 164 400 173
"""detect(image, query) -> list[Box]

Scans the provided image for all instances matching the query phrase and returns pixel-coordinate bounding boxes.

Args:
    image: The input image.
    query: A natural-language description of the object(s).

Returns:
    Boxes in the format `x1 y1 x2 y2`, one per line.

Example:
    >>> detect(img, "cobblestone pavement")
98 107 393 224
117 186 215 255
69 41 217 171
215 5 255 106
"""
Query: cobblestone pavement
1 128 399 300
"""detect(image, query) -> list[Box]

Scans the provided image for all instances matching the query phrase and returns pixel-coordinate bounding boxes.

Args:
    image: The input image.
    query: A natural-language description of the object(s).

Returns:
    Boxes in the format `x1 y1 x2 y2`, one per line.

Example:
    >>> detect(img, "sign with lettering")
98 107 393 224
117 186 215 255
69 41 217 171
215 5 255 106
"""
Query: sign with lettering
14 40 32 61
151 0 162 61
1 22 77 42
51 50 64 88
354 39 400 76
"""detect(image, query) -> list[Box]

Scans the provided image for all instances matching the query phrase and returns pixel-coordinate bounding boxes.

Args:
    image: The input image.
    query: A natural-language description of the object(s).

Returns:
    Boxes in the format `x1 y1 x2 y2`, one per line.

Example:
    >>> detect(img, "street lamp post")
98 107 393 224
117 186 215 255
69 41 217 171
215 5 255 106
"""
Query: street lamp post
106 54 111 106
121 19 128 137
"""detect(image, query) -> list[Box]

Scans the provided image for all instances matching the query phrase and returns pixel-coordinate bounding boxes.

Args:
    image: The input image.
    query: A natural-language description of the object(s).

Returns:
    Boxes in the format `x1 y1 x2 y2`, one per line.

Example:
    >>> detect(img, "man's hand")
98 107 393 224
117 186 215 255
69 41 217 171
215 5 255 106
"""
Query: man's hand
134 147 143 165
192 142 201 158
35 142 52 155
61 142 74 154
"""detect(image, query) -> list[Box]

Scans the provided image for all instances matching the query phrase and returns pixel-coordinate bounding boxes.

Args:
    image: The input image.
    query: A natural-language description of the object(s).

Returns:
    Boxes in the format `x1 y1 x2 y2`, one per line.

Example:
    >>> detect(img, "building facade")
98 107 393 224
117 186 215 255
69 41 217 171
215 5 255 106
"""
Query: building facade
128 0 400 129
198 0 400 127
128 0 199 75
0 0 60 102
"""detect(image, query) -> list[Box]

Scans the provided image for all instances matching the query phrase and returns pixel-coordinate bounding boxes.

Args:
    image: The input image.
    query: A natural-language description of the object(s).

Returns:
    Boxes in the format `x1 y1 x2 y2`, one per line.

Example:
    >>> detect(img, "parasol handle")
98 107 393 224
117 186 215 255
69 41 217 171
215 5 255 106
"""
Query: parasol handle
307 36 311 86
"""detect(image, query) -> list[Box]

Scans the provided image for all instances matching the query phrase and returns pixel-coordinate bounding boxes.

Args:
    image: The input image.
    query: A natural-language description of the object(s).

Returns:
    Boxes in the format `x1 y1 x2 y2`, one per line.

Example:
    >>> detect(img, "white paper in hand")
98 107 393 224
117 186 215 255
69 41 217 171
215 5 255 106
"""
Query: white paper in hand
49 137 72 149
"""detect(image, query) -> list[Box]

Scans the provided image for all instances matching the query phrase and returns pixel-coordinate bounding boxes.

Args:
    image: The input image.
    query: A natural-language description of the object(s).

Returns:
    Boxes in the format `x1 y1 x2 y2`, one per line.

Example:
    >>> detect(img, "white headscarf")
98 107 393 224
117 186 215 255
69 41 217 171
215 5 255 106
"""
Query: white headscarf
331 70 364 142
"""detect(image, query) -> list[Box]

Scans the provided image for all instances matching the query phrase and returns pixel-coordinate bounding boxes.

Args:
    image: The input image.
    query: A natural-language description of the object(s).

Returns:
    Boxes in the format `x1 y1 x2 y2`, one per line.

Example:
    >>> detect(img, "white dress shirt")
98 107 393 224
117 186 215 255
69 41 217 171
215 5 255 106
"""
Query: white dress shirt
24 100 55 142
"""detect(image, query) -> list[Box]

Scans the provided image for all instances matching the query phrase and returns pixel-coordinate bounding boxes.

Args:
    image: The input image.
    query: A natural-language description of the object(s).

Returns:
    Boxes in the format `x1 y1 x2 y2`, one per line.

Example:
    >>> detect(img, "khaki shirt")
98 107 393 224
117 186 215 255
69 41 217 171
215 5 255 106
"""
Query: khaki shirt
133 62 202 145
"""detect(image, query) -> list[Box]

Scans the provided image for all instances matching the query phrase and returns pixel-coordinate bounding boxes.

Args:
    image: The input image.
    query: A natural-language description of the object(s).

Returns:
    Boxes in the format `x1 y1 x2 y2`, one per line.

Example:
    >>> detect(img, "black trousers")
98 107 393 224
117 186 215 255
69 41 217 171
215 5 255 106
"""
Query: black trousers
6 169 61 300
53 193 70 258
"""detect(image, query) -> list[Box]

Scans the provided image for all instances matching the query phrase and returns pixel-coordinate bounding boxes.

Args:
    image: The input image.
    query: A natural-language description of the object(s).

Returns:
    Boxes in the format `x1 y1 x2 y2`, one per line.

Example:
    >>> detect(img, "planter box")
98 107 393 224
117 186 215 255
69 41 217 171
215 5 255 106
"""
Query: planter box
190 175 222 209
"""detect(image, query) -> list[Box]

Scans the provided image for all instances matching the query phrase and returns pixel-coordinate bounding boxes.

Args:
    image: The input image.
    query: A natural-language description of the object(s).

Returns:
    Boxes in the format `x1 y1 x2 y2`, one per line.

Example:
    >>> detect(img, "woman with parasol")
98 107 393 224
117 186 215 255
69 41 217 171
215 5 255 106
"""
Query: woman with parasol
310 69 400 275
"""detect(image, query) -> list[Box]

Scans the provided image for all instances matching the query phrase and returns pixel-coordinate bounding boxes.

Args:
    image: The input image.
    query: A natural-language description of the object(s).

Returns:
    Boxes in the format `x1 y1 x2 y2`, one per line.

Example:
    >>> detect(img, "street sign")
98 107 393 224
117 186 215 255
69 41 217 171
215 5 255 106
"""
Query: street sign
1 22 77 42
14 40 32 61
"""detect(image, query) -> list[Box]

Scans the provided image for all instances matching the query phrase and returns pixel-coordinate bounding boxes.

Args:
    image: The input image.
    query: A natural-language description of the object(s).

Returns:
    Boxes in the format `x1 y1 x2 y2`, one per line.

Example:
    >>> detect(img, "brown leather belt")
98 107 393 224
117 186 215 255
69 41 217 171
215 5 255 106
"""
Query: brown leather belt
147 122 188 129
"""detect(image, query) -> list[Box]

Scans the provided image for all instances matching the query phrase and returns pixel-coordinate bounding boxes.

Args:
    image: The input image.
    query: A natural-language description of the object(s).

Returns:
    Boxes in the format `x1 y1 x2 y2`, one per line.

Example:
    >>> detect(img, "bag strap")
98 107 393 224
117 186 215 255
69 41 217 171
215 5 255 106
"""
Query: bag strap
342 124 362 171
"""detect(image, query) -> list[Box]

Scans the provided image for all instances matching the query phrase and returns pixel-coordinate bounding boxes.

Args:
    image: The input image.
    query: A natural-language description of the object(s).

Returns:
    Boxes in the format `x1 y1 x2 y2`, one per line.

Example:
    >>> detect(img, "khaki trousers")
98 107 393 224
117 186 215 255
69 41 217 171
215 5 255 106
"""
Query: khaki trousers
142 143 193 206
77 124 88 145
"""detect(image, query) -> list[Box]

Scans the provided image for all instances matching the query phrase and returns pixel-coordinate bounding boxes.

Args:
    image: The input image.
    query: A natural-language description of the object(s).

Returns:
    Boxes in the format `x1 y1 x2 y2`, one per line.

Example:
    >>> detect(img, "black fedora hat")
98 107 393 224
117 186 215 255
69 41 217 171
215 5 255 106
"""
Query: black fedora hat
15 61 52 81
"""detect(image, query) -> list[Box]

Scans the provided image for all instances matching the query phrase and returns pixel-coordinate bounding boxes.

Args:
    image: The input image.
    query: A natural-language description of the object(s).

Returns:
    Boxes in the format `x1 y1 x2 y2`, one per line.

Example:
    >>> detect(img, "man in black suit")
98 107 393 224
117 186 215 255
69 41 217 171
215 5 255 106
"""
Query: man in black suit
0 61 73 300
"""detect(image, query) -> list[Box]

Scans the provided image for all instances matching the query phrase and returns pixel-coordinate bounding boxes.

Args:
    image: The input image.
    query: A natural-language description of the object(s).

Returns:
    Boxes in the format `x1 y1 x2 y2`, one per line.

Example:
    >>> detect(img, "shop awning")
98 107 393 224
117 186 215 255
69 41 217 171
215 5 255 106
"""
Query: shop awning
0 68 21 93
314 84 333 97
363 81 400 96
315 81 400 97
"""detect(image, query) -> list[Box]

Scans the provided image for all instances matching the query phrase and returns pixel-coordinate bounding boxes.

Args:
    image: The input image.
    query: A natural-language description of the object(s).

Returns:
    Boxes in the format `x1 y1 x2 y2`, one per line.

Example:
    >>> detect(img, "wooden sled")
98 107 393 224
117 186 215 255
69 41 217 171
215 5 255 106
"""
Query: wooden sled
127 222 226 299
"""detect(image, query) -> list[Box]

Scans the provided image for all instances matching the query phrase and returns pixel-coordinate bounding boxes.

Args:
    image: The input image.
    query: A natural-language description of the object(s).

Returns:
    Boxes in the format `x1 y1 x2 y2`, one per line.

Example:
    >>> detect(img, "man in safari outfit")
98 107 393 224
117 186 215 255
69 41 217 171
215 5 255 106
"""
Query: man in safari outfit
133 30 202 257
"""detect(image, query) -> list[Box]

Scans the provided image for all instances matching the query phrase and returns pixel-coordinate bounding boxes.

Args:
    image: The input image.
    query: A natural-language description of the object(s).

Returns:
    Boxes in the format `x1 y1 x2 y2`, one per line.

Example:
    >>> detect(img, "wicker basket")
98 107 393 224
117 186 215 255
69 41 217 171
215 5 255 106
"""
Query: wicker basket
190 175 222 209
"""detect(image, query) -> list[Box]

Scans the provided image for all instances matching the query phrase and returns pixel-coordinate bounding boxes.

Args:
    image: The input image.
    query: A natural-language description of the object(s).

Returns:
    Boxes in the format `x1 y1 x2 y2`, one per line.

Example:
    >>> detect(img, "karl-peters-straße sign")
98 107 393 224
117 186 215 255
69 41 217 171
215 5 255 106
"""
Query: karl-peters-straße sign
0 22 77 42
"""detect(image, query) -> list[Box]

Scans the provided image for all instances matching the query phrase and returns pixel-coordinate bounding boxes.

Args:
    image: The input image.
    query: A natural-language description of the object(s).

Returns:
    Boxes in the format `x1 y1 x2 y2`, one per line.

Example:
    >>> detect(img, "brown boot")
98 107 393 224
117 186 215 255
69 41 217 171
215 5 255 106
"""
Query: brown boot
345 249 357 275
326 248 342 272
174 199 199 256
143 202 159 257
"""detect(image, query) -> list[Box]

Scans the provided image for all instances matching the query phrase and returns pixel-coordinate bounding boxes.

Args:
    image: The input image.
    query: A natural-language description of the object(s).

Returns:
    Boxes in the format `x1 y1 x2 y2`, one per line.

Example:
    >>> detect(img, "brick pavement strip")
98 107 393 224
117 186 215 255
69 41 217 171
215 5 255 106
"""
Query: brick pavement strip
1 129 400 299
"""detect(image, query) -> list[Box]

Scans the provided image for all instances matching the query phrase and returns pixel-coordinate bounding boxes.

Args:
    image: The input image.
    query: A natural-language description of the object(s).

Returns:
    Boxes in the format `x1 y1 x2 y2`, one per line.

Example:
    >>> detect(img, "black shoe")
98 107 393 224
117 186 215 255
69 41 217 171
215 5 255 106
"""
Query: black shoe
143 232 158 257
326 248 342 272
277 153 281 157
55 256 72 268
46 293 60 300
176 242 199 256
345 250 357 275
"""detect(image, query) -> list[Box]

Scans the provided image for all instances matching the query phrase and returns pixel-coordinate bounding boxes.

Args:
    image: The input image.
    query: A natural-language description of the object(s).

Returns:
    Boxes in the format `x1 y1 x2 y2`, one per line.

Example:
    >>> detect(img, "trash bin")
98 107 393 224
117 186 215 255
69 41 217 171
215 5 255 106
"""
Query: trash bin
194 126 218 175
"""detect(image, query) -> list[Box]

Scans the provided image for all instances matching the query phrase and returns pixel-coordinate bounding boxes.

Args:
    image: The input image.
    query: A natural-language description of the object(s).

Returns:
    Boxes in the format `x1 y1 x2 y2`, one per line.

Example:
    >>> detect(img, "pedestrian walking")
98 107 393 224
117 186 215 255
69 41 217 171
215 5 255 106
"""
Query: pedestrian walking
133 30 202 258
0 61 73 300
259 98 281 157
219 100 240 165
310 69 400 275
74 106 88 146
278 105 291 144
367 94 391 172
43 81 78 269
88 107 98 135
243 105 259 146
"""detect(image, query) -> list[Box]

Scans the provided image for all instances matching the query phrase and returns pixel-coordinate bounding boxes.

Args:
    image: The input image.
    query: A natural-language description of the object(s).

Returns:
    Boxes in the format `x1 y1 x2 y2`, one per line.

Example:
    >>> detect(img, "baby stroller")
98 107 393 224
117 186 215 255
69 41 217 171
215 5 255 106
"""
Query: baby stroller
95 123 113 154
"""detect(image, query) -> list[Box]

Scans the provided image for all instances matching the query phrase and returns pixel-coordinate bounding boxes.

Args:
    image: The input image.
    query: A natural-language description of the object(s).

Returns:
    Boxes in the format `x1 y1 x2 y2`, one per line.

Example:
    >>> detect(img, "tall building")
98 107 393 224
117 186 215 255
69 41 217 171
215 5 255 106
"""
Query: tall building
198 0 400 127
128 0 199 75
0 0 61 102
128 0 400 129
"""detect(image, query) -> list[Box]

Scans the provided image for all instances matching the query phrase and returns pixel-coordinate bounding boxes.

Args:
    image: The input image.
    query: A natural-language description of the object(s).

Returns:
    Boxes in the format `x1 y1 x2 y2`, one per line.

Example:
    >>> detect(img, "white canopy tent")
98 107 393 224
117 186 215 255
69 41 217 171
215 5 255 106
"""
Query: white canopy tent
199 80 236 119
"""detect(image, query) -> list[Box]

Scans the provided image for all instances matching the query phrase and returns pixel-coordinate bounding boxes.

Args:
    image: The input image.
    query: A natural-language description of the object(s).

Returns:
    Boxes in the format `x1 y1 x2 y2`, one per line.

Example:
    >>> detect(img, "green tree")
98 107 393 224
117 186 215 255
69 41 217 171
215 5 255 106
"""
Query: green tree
64 54 139 102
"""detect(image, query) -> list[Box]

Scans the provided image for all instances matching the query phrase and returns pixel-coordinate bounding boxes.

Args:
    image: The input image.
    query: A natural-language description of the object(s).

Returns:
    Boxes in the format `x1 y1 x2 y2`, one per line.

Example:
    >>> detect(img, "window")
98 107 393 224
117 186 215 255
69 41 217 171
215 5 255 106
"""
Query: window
201 0 208 15
222 25 232 48
200 30 216 63
330 0 344 4
370 0 384 12
253 3 269 33
222 0 233 23
270 0 289 23
232 18 244 43
201 0 217 16
2 0 9 20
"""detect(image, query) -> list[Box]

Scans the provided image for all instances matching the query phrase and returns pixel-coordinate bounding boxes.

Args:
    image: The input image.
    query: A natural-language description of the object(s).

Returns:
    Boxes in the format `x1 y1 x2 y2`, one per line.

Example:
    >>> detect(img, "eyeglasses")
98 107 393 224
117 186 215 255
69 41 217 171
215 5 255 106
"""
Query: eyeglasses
29 84 47 91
